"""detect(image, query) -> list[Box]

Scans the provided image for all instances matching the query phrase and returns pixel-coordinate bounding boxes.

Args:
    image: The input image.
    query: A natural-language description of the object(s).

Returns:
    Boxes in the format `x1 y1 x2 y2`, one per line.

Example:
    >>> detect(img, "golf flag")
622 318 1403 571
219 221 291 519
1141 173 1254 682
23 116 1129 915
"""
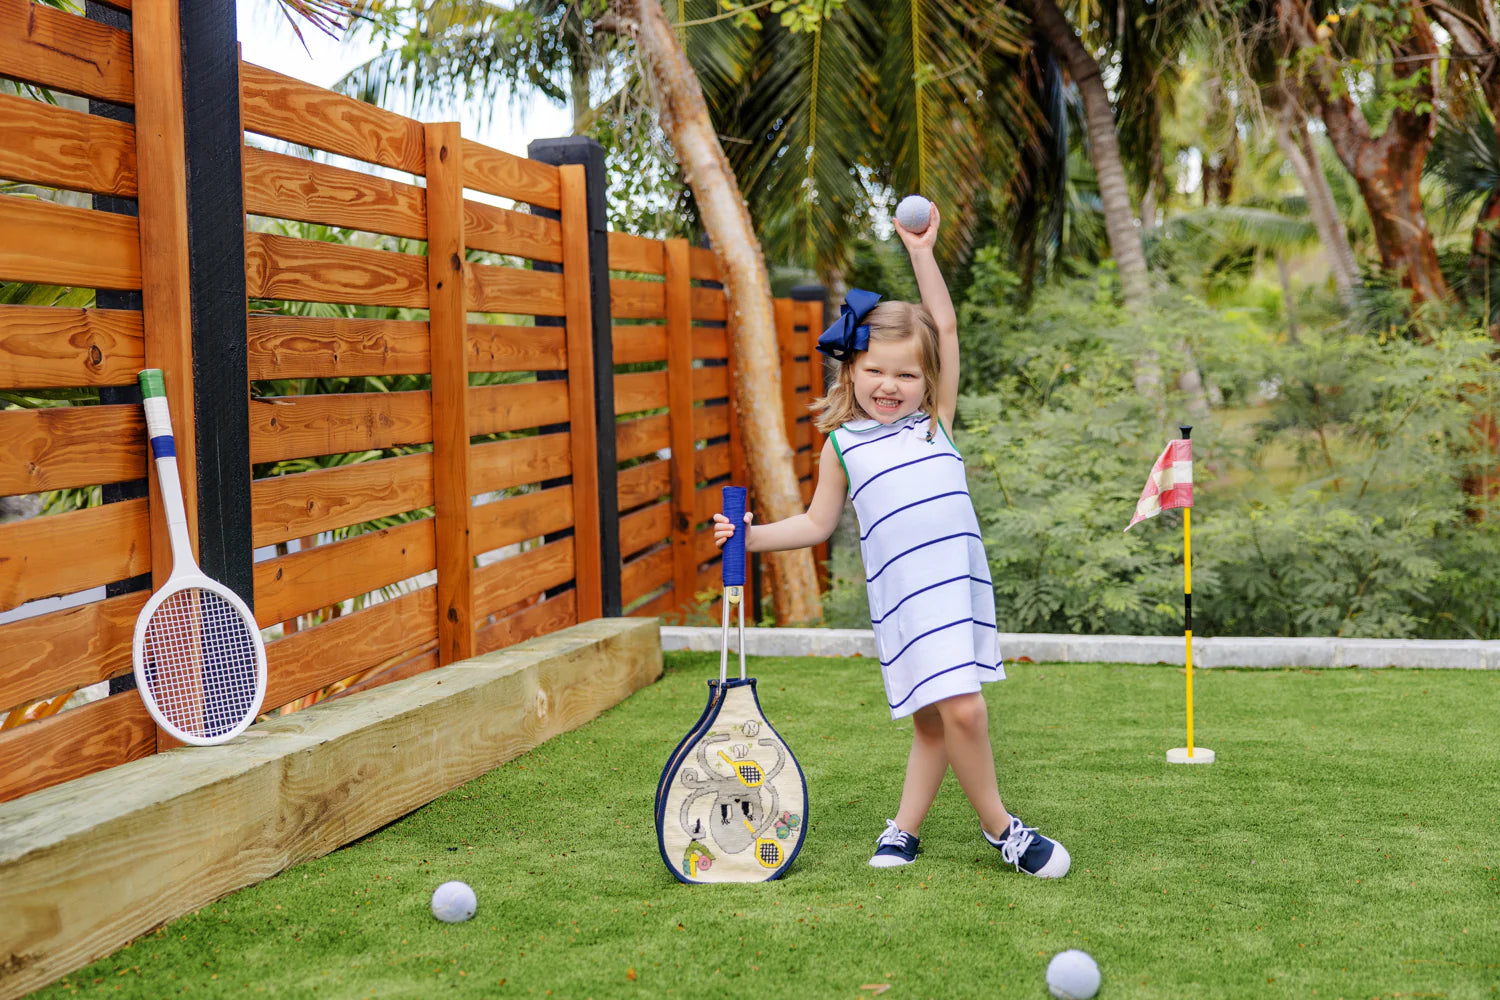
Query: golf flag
1125 438 1193 531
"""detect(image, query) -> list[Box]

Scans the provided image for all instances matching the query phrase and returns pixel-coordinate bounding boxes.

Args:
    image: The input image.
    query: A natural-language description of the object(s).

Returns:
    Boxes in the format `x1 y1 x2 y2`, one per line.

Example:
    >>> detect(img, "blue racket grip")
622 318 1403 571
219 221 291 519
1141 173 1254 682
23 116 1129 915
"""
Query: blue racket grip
721 486 748 587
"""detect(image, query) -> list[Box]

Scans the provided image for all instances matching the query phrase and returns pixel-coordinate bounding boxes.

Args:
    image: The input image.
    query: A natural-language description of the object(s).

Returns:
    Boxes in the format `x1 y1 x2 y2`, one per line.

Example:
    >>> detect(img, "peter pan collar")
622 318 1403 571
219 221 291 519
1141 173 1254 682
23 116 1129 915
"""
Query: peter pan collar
840 412 927 434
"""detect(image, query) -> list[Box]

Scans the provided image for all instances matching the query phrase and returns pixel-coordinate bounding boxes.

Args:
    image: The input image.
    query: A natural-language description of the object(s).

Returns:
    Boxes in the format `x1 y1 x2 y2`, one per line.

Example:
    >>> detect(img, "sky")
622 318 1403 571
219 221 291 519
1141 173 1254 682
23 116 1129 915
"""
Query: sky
234 0 574 157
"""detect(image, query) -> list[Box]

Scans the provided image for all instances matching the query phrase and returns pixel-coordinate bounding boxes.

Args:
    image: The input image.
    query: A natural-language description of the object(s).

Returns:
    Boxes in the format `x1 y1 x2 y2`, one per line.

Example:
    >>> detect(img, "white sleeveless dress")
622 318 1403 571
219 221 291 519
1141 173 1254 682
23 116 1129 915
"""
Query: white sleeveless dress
831 412 1004 719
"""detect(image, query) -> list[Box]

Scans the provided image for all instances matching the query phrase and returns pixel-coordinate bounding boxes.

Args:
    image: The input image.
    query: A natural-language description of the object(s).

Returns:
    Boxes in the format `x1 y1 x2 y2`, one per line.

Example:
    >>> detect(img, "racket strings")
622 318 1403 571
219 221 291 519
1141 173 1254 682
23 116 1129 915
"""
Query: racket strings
142 588 260 739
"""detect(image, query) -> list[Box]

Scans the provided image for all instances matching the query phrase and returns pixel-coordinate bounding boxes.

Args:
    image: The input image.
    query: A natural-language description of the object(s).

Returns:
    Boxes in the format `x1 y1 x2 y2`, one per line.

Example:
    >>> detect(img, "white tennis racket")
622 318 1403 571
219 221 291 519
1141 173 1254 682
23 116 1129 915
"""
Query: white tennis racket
132 369 266 745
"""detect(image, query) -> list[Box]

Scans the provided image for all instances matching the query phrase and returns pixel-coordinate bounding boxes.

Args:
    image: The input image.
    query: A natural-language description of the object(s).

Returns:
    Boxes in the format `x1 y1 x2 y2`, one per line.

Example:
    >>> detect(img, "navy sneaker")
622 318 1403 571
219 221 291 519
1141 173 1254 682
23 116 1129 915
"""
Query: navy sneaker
984 815 1070 878
869 819 920 868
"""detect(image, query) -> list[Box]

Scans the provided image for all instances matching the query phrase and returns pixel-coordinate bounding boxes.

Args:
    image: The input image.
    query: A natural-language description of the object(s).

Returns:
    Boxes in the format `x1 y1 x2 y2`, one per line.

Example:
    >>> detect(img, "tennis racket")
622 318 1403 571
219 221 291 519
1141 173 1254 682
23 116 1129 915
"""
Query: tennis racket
718 750 765 788
131 369 267 745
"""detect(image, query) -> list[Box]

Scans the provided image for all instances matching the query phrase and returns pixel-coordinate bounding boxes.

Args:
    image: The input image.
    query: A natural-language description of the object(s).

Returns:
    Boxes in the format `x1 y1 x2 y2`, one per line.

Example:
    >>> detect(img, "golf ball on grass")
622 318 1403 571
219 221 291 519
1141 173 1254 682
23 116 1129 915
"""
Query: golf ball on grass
1046 949 1101 999
430 881 477 923
895 194 932 234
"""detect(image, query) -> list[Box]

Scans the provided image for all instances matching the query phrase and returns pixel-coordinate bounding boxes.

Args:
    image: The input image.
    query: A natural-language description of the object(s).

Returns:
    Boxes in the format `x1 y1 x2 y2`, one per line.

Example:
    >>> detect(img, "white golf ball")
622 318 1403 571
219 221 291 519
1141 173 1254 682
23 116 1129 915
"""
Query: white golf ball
1046 949 1101 1000
430 880 477 923
895 194 932 234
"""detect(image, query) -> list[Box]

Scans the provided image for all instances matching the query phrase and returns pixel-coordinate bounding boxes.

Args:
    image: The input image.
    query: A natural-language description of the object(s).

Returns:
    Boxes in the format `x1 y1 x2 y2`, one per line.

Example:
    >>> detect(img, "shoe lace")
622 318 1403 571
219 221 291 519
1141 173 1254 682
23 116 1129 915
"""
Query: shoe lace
876 819 913 851
1000 820 1036 869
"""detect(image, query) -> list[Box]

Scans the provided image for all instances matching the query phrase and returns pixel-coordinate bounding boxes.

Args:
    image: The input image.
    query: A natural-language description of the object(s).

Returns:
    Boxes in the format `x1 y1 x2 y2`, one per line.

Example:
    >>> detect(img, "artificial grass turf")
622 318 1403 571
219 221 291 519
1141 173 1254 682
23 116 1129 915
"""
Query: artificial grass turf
36 652 1499 1000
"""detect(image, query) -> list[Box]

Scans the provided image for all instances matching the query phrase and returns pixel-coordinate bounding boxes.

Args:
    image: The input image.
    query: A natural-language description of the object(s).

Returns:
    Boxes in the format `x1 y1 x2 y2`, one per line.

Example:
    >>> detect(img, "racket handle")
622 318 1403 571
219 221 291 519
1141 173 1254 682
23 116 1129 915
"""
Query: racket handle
721 486 747 587
138 369 192 549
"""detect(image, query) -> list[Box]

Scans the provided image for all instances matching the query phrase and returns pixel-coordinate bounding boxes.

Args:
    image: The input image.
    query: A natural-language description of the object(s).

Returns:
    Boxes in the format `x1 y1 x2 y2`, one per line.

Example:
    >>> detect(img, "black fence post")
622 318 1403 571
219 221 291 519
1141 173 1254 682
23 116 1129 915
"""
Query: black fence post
526 137 621 618
179 0 252 607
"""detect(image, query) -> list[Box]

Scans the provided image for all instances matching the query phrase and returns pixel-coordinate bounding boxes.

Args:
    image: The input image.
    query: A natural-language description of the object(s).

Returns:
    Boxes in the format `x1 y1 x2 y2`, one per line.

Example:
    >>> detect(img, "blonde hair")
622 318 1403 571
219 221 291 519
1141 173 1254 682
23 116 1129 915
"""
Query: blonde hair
811 301 941 435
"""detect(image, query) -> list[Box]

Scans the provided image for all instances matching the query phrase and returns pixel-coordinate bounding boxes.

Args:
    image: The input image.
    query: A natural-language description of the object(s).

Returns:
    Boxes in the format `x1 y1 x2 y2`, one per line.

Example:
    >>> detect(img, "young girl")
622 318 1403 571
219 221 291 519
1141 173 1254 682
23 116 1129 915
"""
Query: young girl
712 205 1070 878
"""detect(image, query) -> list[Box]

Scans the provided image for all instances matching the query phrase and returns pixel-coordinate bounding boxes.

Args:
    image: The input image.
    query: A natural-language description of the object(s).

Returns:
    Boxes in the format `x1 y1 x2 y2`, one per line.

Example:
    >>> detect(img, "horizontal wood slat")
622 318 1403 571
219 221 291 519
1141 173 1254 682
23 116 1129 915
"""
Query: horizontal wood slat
242 145 426 239
466 262 564 316
0 693 154 804
0 590 143 712
693 402 730 441
0 499 149 614
0 404 143 495
467 324 566 372
688 246 719 282
240 61 425 174
0 92 136 196
693 331 729 359
692 365 729 401
612 325 667 365
263 586 438 710
628 588 677 620
0 0 134 105
245 231 428 309
619 500 670 558
614 370 668 415
248 390 431 465
0 194 141 290
253 518 436 627
247 314 429 379
617 458 670 511
693 441 731 483
251 453 434 548
607 232 664 275
460 139 559 209
468 380 570 437
621 545 672 604
0 305 144 388
464 200 562 264
610 277 665 319
471 485 574 554
474 589 575 654
469 432 571 494
615 413 669 463
690 287 727 321
473 538 574 616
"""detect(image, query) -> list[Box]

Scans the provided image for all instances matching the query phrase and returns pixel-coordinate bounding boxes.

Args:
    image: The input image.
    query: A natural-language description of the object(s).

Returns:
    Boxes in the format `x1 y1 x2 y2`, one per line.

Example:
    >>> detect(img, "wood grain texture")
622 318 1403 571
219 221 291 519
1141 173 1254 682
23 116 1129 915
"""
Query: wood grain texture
621 544 672 605
693 441 731 483
465 261 564 316
470 485 574 555
467 323 565 372
614 369 668 415
0 692 153 805
246 314 430 379
0 92 135 196
0 499 149 614
615 413 670 463
610 277 666 319
693 328 729 359
240 61 425 174
251 453 434 548
557 164 601 623
425 122 474 665
619 498 670 559
692 365 730 402
472 590 576 654
627 587 677 620
245 231 428 309
263 586 438 710
469 432 572 495
693 401 730 441
612 325 667 365
607 232 665 275
467 380 570 437
688 245 719 282
248 390 431 465
0 305 143 388
0 590 143 714
473 537 574 617
242 145 426 239
691 287 728 321
252 518 436 627
664 238 698 625
464 200 562 263
0 0 134 104
0 619 659 998
0 404 144 495
0 195 140 290
617 457 670 512
460 139 559 208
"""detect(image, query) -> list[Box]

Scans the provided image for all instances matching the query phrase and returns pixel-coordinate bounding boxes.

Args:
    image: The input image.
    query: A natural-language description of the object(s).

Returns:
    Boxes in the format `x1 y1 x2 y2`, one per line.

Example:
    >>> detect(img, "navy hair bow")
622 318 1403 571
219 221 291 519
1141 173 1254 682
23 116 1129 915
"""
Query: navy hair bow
816 289 882 361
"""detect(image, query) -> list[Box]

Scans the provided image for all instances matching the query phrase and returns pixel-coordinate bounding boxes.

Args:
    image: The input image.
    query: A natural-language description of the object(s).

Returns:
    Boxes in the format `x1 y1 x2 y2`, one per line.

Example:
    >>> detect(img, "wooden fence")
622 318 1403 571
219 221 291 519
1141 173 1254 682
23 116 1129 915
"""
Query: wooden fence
0 0 827 804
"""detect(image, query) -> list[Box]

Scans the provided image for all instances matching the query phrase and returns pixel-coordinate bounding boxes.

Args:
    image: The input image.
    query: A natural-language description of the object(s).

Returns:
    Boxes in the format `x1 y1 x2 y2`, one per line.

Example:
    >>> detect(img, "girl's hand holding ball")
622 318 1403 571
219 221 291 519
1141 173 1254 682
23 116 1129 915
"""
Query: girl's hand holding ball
893 195 939 250
712 510 754 550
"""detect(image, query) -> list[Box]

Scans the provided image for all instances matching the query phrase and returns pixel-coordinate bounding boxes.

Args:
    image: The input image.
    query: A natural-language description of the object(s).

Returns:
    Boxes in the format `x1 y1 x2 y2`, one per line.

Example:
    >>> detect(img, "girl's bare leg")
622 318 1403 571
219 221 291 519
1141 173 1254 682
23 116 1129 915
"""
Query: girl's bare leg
893 703 949 834
933 692 1012 837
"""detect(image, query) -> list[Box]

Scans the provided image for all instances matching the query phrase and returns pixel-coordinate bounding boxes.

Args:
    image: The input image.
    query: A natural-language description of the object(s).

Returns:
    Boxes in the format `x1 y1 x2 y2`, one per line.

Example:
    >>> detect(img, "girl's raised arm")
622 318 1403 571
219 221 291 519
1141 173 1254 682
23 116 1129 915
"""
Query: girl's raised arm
895 205 959 430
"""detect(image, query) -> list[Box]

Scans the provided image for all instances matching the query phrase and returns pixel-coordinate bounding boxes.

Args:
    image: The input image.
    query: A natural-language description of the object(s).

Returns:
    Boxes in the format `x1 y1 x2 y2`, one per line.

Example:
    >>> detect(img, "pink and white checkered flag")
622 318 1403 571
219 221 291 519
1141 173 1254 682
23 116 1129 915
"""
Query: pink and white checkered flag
1125 438 1193 531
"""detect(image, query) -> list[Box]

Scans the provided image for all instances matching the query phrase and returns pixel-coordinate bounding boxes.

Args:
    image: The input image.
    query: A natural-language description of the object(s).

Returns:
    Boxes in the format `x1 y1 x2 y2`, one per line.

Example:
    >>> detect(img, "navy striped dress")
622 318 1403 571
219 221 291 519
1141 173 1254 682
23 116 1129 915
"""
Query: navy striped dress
831 412 1004 718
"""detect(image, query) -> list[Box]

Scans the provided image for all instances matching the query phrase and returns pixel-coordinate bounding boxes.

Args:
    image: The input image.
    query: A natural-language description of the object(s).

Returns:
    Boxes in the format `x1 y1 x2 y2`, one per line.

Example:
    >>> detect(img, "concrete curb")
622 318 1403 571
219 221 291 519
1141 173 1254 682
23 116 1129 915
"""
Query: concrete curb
661 626 1500 670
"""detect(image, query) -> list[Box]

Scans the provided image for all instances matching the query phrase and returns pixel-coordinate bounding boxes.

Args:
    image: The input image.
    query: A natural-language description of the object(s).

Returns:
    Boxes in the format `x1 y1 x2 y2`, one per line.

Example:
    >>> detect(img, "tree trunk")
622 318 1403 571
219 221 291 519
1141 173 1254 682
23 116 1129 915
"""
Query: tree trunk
1278 0 1450 304
569 59 592 135
1270 95 1359 306
612 0 822 623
